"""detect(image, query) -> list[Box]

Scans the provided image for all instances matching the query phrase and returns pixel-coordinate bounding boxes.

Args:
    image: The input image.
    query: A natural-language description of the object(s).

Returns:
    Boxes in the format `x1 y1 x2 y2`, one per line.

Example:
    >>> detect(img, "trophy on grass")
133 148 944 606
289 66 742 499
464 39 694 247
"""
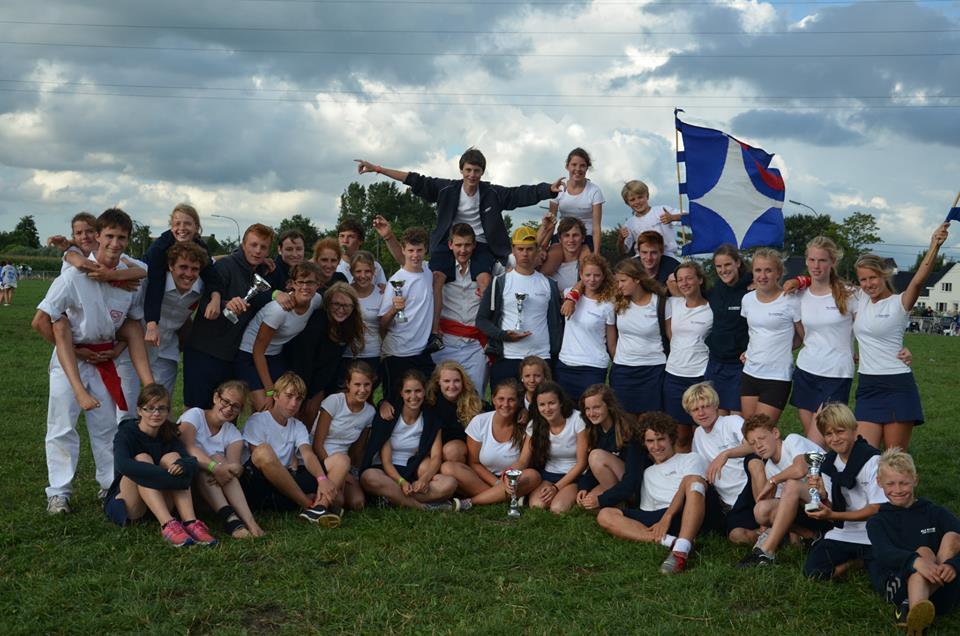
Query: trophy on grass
804 451 827 512
514 293 528 331
505 469 523 518
223 274 271 324
390 280 408 323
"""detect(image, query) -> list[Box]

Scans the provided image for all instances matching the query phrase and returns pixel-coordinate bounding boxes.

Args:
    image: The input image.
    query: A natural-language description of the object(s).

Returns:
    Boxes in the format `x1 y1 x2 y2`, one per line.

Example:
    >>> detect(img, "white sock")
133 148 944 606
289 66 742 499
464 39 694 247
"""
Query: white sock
659 534 677 549
673 538 692 555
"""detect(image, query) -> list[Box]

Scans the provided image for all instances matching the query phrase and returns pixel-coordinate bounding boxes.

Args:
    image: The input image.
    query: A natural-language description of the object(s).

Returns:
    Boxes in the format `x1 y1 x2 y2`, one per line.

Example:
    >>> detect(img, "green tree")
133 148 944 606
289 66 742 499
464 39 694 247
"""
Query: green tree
836 211 882 277
276 214 320 251
13 215 40 249
912 249 947 272
783 213 841 257
205 234 224 256
129 221 152 258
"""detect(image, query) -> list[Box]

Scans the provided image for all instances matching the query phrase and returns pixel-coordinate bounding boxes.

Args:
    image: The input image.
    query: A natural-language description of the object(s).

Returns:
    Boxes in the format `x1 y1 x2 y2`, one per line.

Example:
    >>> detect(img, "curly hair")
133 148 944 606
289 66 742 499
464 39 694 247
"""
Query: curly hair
528 381 575 470
637 411 678 445
426 361 483 427
579 253 617 304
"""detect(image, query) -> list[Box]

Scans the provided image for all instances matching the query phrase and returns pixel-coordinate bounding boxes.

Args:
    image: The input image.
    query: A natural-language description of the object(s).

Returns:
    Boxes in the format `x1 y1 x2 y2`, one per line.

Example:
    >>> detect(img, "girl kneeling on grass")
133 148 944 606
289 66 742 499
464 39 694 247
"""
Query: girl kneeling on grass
440 378 541 507
178 380 264 538
311 361 377 513
360 370 465 511
527 381 588 513
104 383 217 547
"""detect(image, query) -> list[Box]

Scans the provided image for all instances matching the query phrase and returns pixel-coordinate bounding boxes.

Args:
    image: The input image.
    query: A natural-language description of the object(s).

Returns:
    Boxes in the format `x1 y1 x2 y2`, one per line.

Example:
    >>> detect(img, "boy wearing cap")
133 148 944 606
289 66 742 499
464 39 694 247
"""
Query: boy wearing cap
476 227 563 388
355 149 562 352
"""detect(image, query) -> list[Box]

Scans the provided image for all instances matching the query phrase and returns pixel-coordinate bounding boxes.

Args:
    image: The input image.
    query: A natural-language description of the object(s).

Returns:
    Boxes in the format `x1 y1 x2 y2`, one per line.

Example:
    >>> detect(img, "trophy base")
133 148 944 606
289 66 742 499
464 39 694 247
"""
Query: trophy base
507 508 522 518
223 311 239 325
804 502 821 512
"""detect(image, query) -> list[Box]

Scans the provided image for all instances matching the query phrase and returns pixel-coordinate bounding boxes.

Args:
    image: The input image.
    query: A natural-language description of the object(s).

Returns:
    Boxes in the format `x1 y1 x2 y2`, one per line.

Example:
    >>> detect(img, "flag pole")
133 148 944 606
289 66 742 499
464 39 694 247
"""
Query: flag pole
674 111 689 258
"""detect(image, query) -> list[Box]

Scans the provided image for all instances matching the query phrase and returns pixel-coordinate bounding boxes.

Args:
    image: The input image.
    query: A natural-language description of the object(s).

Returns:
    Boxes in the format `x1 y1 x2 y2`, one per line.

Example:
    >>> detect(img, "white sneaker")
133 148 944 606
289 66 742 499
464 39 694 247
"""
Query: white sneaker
47 495 71 515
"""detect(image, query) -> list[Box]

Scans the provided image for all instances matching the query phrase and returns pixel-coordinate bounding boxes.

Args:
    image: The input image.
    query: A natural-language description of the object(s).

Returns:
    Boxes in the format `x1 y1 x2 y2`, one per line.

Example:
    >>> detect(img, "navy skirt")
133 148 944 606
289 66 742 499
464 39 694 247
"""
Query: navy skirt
539 469 569 484
790 367 853 412
704 358 743 412
610 363 665 414
663 372 703 426
855 372 924 425
234 350 288 391
555 361 607 402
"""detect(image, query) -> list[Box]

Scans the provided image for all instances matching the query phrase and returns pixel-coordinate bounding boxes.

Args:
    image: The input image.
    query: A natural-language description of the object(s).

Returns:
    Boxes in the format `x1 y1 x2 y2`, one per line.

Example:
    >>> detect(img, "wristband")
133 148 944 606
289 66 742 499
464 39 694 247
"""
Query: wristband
265 389 275 397
272 290 279 300
795 275 812 290
207 460 218 474
565 289 581 302
317 475 327 482
396 477 406 486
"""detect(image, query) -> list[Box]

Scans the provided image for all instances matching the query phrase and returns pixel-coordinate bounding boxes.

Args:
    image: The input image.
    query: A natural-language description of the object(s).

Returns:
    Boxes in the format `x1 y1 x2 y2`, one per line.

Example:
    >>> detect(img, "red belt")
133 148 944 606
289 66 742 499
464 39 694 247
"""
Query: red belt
439 319 487 349
77 342 128 411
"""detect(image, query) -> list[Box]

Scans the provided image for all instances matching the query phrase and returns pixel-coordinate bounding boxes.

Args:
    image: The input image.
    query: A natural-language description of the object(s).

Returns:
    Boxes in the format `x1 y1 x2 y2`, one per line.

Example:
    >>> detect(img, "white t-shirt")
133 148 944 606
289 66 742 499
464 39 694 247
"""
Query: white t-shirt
640 452 707 511
319 392 375 457
549 259 579 294
559 294 616 368
336 258 387 289
665 298 713 377
456 187 485 243
622 205 680 258
613 296 666 366
379 265 434 357
344 288 383 358
177 407 243 458
240 294 323 355
764 433 825 498
692 415 747 507
154 273 203 362
242 411 311 467
440 261 480 326
388 414 425 466
555 181 605 236
797 288 855 379
853 292 911 375
466 411 522 475
740 291 801 381
525 410 585 474
38 255 143 371
501 270 552 360
822 454 887 545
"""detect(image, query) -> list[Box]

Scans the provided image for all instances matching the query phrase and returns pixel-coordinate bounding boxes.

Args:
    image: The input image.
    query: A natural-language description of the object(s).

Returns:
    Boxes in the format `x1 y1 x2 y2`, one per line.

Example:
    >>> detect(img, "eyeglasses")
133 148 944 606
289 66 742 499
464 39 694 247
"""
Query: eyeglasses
140 406 170 415
217 395 243 411
330 302 353 311
292 279 319 288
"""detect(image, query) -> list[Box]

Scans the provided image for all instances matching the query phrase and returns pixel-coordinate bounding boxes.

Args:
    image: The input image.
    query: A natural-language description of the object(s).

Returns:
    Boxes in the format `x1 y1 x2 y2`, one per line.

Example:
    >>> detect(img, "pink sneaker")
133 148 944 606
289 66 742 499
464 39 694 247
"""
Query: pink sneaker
183 520 218 546
161 519 194 547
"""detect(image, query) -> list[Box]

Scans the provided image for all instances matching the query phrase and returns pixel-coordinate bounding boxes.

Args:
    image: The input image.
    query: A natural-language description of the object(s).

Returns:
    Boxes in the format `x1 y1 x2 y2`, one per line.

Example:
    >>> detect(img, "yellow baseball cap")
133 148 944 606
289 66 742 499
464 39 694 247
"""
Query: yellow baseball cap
511 226 538 245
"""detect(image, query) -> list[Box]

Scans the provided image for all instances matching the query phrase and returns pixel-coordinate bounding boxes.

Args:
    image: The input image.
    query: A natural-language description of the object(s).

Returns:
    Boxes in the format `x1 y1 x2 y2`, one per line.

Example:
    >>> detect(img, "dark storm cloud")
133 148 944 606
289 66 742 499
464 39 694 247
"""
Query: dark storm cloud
730 109 866 146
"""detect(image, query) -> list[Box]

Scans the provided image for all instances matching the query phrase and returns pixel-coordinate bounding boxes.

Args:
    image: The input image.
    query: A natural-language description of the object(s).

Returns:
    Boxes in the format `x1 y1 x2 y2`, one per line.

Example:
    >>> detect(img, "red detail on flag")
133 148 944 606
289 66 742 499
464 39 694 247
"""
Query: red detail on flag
738 142 785 191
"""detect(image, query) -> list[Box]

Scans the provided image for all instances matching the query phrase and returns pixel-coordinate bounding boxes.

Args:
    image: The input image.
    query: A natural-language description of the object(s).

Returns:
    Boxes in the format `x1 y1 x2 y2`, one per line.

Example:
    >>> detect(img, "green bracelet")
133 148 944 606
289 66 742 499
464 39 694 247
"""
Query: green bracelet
265 389 275 397
396 477 406 486
207 460 218 473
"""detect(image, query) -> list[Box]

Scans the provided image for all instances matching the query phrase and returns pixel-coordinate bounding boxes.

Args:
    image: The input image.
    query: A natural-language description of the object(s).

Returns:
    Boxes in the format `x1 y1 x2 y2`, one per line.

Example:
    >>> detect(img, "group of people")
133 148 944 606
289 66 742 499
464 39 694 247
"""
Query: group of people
33 147 958 635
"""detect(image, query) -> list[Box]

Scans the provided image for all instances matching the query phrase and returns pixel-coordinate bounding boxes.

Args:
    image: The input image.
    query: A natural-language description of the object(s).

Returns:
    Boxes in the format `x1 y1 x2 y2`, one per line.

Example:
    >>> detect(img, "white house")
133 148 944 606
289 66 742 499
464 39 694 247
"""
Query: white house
917 262 960 315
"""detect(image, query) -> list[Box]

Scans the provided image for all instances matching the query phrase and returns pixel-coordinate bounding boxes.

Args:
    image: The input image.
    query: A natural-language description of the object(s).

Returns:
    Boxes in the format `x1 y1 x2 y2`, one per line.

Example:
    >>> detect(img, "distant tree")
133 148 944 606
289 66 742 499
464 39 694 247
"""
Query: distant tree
13 216 40 249
276 214 320 251
782 210 881 278
219 236 239 253
129 221 152 258
783 213 840 257
836 211 882 277
205 234 224 256
503 214 514 236
912 249 947 272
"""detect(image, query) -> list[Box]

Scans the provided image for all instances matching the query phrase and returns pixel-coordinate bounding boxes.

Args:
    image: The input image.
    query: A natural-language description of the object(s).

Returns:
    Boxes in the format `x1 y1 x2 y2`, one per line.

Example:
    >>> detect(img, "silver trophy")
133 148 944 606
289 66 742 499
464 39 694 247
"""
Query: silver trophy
505 469 523 518
390 280 407 323
514 293 527 331
223 273 272 324
804 451 826 512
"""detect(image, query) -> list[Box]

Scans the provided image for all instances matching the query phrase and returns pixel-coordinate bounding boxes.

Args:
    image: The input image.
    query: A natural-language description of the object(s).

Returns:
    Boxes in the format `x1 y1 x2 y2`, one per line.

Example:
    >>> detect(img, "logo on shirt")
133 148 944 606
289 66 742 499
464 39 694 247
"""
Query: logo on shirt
110 309 124 325
727 306 741 311
920 527 938 535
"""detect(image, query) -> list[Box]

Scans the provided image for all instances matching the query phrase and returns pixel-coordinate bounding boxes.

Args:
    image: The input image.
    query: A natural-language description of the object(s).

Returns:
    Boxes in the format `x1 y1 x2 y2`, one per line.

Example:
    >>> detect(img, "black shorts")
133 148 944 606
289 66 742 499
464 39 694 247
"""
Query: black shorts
622 507 684 537
240 461 317 511
740 373 791 411
804 538 883 590
704 478 759 535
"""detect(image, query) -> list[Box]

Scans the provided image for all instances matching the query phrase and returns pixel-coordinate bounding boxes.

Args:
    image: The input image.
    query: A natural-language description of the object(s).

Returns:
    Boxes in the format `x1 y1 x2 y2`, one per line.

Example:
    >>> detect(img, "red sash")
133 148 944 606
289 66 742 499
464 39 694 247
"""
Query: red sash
438 319 488 349
77 342 128 411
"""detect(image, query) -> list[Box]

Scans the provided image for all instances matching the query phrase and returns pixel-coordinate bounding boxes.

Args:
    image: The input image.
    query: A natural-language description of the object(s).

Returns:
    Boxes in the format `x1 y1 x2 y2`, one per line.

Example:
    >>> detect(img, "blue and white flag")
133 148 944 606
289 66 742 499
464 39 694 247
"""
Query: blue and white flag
676 110 786 256
946 206 960 223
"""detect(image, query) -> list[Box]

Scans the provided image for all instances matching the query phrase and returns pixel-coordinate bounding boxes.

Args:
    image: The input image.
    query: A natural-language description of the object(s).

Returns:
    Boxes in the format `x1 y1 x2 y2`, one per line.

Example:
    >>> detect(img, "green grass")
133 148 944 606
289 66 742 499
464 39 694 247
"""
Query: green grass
3 279 960 634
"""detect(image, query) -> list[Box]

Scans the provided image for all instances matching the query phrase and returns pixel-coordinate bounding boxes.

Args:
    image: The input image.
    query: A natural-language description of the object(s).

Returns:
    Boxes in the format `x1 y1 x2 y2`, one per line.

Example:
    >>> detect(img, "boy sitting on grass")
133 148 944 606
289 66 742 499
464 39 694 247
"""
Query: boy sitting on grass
241 371 341 527
597 412 707 575
803 403 886 584
736 414 828 567
867 448 960 635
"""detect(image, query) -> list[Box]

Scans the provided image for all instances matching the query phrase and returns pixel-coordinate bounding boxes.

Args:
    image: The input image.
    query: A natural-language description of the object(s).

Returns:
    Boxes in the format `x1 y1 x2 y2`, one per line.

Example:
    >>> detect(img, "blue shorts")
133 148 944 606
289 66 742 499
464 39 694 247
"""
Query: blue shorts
622 507 683 537
663 372 703 426
555 361 607 402
430 242 498 280
539 469 568 484
704 359 743 411
234 350 288 391
804 538 883 590
789 367 853 412
610 363 664 414
855 372 924 425
703 461 760 535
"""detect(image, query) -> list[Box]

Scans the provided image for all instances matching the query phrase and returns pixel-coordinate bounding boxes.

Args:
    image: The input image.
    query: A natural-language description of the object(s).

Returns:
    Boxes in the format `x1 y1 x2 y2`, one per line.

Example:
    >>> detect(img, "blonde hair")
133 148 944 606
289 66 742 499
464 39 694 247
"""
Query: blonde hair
878 447 917 480
215 379 249 405
613 258 664 314
682 382 719 413
273 371 307 399
426 361 483 426
579 253 617 304
170 203 201 232
814 402 857 436
751 247 784 279
855 254 896 293
621 179 649 204
807 236 852 315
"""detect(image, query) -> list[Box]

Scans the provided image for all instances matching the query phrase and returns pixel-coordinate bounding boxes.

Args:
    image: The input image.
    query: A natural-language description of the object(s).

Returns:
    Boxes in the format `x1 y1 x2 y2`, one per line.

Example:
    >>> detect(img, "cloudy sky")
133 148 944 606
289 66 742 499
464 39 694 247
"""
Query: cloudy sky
1 0 958 266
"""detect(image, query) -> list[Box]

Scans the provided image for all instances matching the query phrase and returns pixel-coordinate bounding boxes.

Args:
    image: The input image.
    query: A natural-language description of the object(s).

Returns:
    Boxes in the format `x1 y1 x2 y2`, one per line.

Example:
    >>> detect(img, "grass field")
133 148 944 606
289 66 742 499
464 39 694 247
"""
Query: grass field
3 279 960 635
